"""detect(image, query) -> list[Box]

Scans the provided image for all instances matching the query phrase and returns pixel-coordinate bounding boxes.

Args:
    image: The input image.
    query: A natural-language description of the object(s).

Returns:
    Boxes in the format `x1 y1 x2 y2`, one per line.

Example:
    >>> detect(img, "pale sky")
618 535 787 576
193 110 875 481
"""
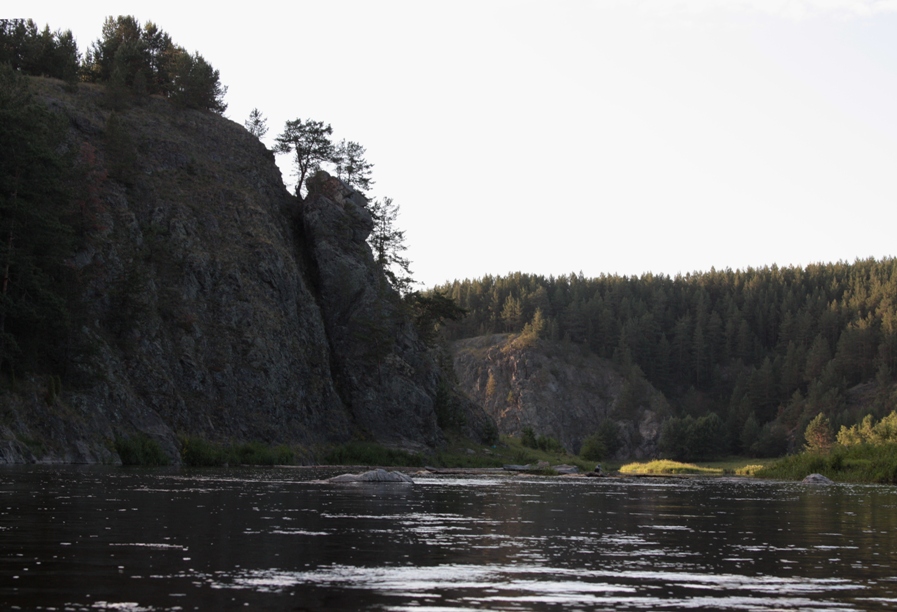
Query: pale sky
12 1 897 287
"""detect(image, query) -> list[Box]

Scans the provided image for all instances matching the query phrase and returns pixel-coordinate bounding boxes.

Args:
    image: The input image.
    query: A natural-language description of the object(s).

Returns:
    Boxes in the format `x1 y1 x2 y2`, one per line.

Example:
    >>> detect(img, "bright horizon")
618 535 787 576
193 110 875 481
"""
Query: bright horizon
12 1 897 287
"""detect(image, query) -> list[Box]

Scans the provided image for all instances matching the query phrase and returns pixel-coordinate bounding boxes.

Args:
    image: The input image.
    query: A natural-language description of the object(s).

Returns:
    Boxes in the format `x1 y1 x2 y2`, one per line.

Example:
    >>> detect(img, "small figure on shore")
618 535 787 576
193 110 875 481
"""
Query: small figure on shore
586 464 604 478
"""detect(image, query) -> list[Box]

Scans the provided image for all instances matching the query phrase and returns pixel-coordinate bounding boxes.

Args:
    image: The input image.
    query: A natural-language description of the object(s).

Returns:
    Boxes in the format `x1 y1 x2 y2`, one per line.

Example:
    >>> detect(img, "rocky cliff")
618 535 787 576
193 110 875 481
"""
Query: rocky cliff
0 78 490 463
452 334 669 458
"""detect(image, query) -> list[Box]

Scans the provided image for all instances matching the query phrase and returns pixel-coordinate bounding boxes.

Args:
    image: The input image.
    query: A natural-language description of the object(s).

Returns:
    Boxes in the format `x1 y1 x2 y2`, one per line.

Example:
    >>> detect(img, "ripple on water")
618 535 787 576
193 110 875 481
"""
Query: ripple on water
193 562 866 610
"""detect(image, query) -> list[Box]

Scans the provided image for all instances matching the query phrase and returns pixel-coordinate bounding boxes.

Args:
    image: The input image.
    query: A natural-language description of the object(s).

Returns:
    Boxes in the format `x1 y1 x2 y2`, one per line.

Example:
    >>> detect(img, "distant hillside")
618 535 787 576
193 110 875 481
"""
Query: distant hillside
0 74 492 463
438 262 897 458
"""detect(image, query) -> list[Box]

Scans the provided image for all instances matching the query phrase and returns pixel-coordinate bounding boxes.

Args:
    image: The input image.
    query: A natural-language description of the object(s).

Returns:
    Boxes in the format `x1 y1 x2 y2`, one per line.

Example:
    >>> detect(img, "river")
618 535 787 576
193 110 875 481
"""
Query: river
2 466 896 610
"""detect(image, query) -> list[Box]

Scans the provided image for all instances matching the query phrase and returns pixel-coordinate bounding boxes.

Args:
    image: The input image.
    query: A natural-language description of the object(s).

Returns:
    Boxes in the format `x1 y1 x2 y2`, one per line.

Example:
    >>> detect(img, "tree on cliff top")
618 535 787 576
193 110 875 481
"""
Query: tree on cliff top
0 19 79 83
333 139 373 193
83 16 227 113
244 108 268 140
274 118 334 198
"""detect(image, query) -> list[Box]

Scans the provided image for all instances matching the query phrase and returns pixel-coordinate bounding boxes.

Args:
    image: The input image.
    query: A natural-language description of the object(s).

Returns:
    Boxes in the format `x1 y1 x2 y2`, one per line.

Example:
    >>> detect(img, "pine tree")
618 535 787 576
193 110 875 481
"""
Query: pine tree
274 118 334 198
83 16 226 112
804 413 834 452
244 108 268 139
368 197 414 293
168 50 227 113
333 139 374 193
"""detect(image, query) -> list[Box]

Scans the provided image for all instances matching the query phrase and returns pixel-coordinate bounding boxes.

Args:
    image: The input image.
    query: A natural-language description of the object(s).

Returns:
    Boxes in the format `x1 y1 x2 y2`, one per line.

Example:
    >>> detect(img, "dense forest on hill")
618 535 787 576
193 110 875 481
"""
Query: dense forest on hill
435 259 897 456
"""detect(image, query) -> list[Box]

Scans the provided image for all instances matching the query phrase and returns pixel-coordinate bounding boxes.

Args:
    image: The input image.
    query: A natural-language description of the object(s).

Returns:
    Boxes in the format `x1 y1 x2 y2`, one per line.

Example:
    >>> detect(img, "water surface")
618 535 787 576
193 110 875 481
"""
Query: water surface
2 466 896 610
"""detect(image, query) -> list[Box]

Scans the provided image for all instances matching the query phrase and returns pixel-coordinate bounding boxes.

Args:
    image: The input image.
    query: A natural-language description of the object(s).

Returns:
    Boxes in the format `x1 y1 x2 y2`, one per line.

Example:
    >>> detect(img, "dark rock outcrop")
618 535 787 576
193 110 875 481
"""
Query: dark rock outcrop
452 334 668 458
0 78 492 463
301 172 442 448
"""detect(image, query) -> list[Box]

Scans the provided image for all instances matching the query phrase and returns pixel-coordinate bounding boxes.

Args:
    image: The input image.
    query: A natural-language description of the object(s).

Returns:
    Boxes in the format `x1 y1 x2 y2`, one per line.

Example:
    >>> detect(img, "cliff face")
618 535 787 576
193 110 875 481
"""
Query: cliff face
452 334 669 458
0 78 488 463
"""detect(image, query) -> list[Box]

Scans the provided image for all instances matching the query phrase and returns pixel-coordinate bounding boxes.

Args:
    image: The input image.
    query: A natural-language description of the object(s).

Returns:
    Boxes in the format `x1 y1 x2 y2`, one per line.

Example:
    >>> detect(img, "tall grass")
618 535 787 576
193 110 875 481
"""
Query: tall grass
619 460 723 475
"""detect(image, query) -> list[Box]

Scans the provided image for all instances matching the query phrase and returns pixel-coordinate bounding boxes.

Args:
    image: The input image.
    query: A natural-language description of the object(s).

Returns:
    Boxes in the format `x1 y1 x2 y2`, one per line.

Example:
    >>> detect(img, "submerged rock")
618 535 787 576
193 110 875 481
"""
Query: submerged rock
802 473 834 484
326 469 414 484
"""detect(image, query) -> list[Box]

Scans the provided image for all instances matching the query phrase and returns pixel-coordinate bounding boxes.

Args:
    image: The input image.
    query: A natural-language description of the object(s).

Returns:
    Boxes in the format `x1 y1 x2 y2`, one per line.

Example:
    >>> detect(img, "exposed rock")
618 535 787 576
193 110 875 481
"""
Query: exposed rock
326 468 414 483
802 473 834 484
301 171 443 447
503 464 533 471
0 78 493 463
452 334 668 458
553 464 580 474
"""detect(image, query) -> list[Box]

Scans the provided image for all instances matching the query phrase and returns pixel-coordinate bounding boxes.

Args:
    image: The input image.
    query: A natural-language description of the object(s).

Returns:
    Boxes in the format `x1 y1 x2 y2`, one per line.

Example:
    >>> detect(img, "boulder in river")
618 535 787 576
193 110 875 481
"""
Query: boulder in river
326 469 414 484
802 473 834 484
553 464 580 474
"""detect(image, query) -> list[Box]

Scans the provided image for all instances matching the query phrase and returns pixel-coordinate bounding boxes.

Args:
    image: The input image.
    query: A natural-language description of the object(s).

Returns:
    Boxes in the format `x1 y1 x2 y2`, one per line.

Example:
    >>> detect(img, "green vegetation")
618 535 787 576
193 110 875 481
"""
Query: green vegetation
620 460 723 475
319 435 595 473
579 420 622 461
758 444 897 484
272 115 416 295
0 19 79 84
333 139 374 193
736 464 765 476
759 411 897 483
368 196 414 294
115 434 170 466
837 410 897 446
521 426 564 453
2 17 227 112
435 262 897 459
180 437 295 467
275 118 335 197
659 413 731 460
322 441 425 467
244 108 268 139
501 434 593 472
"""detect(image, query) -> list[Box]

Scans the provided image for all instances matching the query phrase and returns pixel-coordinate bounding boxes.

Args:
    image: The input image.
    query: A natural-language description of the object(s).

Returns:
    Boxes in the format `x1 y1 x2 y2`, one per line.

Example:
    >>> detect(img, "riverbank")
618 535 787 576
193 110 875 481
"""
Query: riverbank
757 443 897 484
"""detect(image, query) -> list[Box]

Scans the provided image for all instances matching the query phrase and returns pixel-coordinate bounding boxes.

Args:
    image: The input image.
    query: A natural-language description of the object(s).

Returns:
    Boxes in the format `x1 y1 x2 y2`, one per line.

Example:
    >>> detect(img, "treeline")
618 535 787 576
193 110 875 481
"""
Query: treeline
435 260 897 456
0 17 226 112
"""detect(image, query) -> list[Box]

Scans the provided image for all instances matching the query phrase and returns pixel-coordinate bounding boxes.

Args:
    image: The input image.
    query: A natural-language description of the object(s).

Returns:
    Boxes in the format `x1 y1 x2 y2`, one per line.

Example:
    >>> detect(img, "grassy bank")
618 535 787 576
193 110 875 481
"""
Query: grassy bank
180 437 296 467
618 458 768 476
620 460 723 475
757 444 897 483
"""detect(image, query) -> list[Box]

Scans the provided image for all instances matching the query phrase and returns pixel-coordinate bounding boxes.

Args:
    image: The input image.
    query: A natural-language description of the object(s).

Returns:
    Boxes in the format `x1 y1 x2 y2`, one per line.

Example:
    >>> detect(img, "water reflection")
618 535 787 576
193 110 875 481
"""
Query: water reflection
1 467 896 610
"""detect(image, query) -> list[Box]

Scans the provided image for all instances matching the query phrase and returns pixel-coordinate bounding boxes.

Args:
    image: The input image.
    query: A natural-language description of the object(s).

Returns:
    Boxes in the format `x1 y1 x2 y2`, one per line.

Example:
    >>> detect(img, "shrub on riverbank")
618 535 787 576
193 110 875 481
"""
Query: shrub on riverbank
322 442 424 467
757 443 897 483
115 434 170 466
180 437 295 466
319 436 595 472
